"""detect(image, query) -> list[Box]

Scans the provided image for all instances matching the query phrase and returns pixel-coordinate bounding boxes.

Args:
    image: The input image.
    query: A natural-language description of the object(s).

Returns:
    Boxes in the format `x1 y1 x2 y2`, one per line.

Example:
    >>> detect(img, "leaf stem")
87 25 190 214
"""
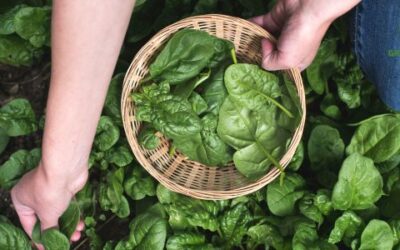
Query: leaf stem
231 48 238 64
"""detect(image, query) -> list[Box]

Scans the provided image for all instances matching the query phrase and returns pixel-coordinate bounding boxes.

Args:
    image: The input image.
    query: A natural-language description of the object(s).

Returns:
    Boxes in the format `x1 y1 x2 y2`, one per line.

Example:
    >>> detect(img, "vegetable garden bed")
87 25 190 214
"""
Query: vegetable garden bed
1 1 399 250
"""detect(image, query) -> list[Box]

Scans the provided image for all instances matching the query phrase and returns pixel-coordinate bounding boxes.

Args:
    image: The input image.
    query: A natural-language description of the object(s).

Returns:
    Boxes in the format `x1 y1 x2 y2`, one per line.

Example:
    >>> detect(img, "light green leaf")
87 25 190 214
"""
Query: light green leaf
328 211 363 244
332 153 383 210
346 114 400 163
41 229 70 250
0 221 32 250
359 220 393 250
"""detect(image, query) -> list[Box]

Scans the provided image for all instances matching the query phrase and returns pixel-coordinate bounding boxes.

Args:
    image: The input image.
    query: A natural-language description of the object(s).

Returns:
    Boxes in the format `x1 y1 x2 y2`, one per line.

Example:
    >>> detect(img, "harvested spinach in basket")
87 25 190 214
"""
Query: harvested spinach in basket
132 29 300 177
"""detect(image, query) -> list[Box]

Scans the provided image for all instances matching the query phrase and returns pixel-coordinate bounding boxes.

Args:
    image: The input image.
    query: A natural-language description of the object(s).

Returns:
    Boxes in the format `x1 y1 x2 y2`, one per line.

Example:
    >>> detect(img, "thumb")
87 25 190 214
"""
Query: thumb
11 189 38 238
260 38 287 71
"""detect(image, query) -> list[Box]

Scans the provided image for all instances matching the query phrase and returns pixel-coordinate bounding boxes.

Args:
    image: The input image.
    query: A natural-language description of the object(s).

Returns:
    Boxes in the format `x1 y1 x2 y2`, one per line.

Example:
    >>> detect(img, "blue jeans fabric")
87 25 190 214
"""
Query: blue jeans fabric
351 0 400 111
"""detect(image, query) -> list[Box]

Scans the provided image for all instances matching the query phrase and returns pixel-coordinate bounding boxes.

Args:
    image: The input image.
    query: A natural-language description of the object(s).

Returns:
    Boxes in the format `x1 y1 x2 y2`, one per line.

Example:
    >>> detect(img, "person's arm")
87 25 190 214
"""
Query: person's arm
11 0 135 240
251 0 361 71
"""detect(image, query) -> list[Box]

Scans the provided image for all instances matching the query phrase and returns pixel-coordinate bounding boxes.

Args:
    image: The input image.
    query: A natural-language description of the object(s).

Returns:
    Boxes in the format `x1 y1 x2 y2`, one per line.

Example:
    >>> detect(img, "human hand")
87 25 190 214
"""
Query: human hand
11 161 87 248
250 0 361 71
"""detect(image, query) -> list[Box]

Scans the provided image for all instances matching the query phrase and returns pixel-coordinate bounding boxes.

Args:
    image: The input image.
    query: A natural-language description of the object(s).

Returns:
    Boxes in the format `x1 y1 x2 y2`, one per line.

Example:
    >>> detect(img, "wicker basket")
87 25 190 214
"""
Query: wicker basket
121 14 306 200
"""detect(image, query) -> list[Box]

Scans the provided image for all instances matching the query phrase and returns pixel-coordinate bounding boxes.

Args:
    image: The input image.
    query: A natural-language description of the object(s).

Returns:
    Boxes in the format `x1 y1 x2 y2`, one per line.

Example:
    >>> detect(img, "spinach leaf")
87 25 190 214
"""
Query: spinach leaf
156 184 222 232
267 173 305 216
166 232 215 250
313 190 333 216
104 144 134 167
104 73 124 124
173 69 211 99
99 168 130 218
0 148 41 189
307 125 344 171
328 211 363 244
0 34 43 66
298 192 324 226
332 153 383 210
287 140 304 171
124 167 156 200
94 116 120 152
138 125 160 150
320 93 342 120
224 63 292 117
0 221 32 250
379 180 400 219
188 92 208 115
246 223 284 250
115 208 167 250
220 203 252 247
202 66 228 115
148 29 216 85
359 220 393 250
14 6 51 48
390 220 400 246
218 96 289 177
41 228 70 250
0 5 25 35
0 98 37 136
133 82 202 139
0 127 9 154
173 113 232 166
346 114 400 163
292 222 337 250
306 39 337 95
59 201 81 240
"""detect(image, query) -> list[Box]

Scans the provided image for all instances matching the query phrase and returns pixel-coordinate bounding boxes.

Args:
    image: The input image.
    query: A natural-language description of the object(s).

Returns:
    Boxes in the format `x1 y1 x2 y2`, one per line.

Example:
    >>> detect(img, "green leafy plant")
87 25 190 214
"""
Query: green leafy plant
2 1 400 250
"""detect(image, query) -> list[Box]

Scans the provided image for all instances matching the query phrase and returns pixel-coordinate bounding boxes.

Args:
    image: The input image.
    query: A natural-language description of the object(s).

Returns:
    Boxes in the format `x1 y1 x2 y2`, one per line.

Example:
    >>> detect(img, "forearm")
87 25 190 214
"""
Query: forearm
302 0 361 24
41 0 135 186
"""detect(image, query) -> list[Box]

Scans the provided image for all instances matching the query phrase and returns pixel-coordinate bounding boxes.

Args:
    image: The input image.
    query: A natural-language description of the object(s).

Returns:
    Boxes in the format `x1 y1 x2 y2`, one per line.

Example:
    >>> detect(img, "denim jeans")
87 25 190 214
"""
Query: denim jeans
351 0 400 111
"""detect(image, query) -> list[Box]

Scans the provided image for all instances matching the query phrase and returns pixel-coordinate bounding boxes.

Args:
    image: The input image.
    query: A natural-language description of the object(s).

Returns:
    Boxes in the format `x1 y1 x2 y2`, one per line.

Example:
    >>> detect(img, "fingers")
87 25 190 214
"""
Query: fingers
250 1 285 34
261 38 295 71
250 13 281 34
71 231 81 242
77 220 85 231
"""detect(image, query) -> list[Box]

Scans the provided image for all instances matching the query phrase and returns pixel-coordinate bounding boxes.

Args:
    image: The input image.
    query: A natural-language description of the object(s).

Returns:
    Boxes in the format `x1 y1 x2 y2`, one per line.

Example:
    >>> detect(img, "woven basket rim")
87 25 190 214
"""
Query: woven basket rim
121 14 307 200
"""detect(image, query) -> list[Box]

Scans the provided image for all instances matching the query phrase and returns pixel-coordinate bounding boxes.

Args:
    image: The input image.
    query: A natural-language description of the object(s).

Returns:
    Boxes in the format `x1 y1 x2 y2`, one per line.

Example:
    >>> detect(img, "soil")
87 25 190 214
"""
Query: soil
0 58 130 249
0 58 50 226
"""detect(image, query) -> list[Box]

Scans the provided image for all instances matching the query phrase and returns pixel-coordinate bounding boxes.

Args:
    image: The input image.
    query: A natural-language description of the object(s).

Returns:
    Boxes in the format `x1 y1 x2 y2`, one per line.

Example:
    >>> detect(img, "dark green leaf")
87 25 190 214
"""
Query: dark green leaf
267 173 305 216
247 223 284 250
166 232 214 250
220 203 252 246
14 6 51 47
138 125 160 150
94 116 120 151
59 201 81 239
307 125 344 171
0 98 37 136
0 127 9 154
0 148 41 189
124 167 156 200
306 39 337 95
